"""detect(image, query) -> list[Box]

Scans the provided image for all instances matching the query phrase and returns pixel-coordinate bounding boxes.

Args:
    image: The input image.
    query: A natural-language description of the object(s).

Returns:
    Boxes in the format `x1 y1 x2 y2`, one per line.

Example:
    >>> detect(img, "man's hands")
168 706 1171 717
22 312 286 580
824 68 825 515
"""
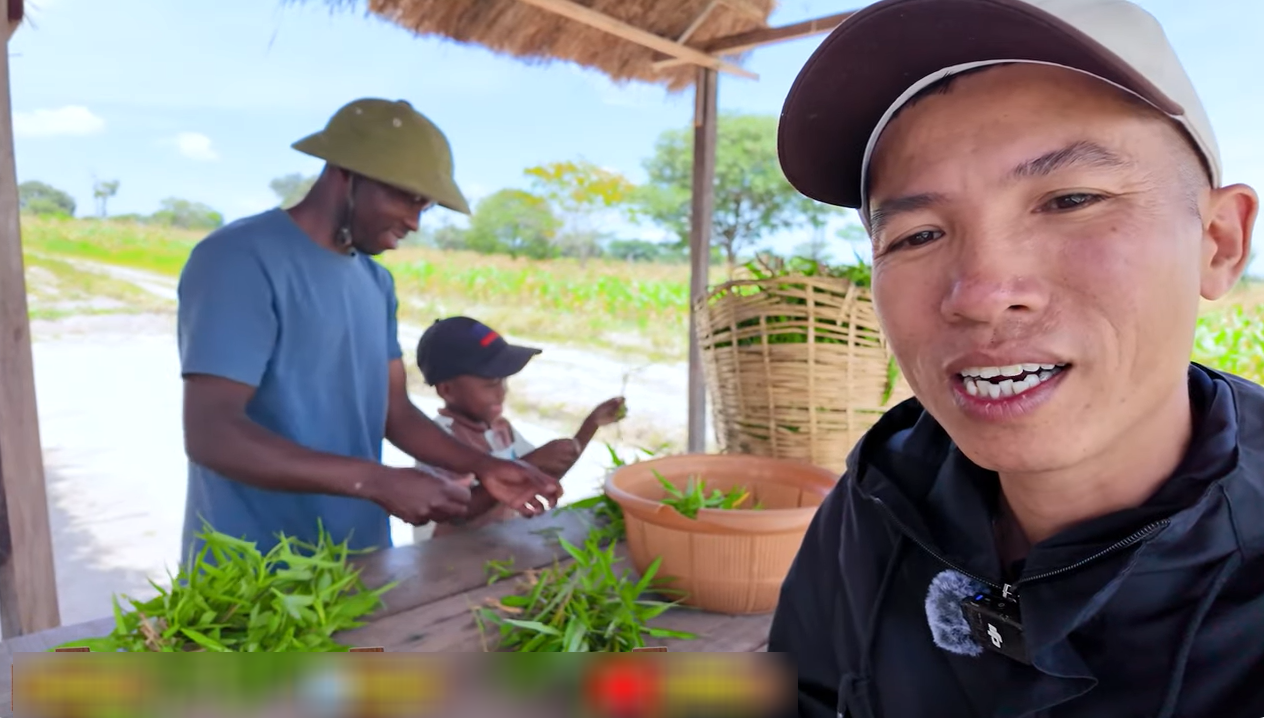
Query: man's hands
363 459 561 526
360 465 472 526
473 456 563 517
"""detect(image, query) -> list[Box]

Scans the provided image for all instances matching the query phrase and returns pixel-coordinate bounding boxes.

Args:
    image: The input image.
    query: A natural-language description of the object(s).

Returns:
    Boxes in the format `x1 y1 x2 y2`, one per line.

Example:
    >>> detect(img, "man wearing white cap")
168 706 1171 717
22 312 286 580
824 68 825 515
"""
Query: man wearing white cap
769 0 1261 715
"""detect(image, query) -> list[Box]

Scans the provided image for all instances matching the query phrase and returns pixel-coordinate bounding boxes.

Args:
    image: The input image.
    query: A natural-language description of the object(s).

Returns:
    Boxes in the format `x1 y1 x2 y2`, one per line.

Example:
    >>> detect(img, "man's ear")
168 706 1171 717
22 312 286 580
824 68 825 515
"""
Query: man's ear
1201 183 1259 301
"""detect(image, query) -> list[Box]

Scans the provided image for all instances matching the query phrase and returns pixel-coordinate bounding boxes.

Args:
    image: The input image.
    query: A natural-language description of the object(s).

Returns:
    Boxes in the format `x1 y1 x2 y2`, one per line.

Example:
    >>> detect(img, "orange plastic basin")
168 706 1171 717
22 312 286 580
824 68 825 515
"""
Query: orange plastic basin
604 454 837 615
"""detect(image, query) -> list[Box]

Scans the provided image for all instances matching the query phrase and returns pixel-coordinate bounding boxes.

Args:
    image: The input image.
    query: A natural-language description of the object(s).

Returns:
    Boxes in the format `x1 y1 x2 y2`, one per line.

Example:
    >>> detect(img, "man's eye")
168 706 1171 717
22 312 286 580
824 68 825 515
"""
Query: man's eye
887 229 942 253
1044 193 1104 211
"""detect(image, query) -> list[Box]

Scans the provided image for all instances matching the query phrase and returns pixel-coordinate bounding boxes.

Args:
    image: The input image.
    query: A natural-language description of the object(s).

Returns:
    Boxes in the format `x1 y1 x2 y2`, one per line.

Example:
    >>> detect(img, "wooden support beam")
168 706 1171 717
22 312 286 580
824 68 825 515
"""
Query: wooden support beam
677 0 719 44
5 0 20 41
0 8 60 638
652 11 852 72
513 0 758 80
687 66 717 455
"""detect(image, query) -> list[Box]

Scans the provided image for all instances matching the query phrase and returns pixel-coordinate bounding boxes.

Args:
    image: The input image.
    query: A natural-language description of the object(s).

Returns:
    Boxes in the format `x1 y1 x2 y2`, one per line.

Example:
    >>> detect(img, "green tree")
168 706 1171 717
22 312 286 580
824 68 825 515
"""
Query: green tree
524 160 636 264
270 173 318 208
149 198 224 231
639 113 838 274
18 180 76 217
607 238 672 263
466 189 560 259
793 227 833 265
836 222 867 244
432 223 469 251
92 178 120 217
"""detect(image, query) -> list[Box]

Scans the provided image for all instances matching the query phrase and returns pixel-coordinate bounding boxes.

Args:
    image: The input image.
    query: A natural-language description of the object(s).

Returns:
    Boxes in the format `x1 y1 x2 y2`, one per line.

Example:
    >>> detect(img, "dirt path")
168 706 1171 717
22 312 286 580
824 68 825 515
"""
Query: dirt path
22 258 705 632
74 258 706 452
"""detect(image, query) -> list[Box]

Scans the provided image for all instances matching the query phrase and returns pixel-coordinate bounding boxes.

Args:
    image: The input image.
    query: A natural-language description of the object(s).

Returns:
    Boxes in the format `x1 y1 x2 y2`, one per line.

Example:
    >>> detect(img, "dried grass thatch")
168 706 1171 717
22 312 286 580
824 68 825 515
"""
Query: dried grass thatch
306 0 774 92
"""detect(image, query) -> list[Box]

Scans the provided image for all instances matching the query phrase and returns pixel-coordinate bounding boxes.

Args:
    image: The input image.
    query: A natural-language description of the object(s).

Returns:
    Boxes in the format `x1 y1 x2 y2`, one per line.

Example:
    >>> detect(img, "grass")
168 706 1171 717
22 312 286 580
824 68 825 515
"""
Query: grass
22 251 173 320
19 215 695 360
1194 301 1264 383
16 214 1264 386
385 246 692 359
21 215 200 277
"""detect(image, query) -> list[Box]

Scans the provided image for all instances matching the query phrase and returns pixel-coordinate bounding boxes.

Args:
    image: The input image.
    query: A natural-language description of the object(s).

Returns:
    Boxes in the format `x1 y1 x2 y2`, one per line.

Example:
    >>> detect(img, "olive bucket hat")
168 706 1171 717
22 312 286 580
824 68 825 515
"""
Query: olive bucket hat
292 98 471 215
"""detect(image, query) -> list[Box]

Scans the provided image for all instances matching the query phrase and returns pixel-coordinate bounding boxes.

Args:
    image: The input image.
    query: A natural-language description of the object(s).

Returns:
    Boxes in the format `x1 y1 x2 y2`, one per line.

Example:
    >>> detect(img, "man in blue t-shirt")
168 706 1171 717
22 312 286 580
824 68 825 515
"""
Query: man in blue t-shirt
176 98 561 561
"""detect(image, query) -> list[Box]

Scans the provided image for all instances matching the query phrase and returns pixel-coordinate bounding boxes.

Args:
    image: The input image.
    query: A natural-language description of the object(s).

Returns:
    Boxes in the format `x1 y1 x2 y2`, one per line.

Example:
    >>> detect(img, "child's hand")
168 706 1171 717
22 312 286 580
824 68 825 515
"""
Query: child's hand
588 397 627 427
524 439 582 478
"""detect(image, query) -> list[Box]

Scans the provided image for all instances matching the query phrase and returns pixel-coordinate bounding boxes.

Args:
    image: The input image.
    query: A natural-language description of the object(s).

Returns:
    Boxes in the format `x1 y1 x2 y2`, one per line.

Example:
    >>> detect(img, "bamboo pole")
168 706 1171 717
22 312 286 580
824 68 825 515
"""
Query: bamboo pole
687 67 718 454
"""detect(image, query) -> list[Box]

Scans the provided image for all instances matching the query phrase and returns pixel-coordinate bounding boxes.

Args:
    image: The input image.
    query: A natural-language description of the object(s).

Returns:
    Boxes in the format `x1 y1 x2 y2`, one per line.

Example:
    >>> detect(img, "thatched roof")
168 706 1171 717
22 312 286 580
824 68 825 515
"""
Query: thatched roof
317 0 776 92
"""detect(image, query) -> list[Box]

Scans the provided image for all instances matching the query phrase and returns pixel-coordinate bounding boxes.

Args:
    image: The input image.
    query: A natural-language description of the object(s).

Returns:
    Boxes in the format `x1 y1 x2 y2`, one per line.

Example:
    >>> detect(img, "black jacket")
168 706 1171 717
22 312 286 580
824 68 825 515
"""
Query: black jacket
769 364 1264 718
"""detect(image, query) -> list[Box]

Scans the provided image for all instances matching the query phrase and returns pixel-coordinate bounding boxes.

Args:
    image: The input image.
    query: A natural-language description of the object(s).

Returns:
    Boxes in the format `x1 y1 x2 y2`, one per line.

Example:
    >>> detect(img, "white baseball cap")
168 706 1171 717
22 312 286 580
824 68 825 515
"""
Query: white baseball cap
778 0 1222 216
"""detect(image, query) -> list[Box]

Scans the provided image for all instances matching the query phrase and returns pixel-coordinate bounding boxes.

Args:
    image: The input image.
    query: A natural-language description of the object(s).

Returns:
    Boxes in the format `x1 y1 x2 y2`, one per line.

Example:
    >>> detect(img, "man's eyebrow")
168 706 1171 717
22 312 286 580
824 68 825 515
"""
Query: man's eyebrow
866 142 1129 234
868 193 945 237
1009 140 1132 180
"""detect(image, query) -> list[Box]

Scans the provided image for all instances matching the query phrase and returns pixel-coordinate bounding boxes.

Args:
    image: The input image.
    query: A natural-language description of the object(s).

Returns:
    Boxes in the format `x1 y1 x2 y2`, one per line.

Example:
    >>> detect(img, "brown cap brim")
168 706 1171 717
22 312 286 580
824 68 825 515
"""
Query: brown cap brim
778 0 1183 210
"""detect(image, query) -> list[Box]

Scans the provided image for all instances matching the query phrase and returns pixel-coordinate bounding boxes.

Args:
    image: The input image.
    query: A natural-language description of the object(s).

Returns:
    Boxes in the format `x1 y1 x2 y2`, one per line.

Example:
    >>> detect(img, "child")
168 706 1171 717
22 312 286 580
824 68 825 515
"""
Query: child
413 316 625 539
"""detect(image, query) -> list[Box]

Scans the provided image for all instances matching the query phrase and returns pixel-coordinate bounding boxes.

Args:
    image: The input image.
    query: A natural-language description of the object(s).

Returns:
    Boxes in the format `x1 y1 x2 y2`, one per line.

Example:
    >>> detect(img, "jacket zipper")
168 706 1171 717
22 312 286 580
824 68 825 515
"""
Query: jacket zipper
871 497 1170 599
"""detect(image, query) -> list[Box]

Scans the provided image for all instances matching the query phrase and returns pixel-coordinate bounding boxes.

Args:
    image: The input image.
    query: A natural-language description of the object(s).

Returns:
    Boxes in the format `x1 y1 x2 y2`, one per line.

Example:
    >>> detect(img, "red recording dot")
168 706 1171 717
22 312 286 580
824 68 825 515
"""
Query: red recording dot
583 659 662 718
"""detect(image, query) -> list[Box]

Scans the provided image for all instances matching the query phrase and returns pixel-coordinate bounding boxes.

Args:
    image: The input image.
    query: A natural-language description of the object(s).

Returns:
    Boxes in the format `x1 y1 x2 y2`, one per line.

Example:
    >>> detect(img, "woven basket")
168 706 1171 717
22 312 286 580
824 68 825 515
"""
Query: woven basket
696 273 913 475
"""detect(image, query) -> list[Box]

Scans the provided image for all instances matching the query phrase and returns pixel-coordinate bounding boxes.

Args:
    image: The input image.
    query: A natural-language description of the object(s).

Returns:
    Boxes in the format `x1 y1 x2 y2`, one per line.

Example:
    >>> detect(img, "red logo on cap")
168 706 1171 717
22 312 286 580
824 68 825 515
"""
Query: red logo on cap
480 331 500 347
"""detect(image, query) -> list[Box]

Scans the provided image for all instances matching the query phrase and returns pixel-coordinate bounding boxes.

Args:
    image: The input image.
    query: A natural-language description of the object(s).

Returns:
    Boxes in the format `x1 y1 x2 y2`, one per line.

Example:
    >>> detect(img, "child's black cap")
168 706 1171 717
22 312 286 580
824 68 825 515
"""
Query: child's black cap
416 317 542 386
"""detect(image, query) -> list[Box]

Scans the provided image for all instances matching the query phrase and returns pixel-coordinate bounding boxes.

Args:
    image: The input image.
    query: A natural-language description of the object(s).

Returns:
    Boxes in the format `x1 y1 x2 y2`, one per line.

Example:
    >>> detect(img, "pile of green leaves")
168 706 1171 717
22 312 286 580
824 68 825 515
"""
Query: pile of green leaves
475 534 694 652
51 522 396 652
561 493 626 547
556 444 636 546
656 471 761 519
745 253 873 287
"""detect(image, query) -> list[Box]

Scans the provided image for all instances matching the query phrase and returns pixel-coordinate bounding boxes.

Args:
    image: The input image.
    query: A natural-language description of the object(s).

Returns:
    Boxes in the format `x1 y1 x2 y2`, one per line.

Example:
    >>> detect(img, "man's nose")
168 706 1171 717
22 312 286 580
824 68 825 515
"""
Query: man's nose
939 233 1049 326
402 210 421 233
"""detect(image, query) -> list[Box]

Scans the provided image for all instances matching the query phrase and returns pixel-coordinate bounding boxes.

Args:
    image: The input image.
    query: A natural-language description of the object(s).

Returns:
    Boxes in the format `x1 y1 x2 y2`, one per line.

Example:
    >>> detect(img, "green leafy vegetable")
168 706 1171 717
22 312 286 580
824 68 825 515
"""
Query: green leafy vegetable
51 521 396 652
486 557 517 585
554 442 659 546
655 471 761 519
476 534 694 652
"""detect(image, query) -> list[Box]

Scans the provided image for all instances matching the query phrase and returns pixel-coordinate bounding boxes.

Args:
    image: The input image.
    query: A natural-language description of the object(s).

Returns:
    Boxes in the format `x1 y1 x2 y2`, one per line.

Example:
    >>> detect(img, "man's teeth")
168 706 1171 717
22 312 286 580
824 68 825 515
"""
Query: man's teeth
959 364 1065 399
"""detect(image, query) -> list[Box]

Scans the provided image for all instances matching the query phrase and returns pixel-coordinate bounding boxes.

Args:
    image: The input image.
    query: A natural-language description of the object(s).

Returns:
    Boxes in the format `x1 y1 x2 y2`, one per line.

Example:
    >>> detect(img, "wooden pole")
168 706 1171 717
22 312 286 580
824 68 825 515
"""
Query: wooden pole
651 12 852 71
512 0 757 79
687 67 717 454
0 4 61 637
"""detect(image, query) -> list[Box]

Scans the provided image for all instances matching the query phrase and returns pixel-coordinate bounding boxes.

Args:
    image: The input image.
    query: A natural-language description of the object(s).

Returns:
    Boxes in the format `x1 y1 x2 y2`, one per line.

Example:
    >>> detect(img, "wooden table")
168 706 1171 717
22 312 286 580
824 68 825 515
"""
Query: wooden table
0 509 774 713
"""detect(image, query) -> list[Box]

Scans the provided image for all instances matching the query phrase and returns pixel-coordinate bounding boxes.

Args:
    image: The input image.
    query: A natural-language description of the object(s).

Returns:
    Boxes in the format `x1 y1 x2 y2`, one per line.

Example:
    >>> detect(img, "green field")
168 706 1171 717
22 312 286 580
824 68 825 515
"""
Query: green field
20 215 696 359
17 214 1264 384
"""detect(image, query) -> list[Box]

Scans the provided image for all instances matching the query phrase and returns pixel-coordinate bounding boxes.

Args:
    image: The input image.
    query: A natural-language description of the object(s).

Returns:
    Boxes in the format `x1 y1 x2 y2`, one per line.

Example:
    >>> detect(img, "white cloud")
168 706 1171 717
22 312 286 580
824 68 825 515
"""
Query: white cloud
171 131 218 161
13 106 105 138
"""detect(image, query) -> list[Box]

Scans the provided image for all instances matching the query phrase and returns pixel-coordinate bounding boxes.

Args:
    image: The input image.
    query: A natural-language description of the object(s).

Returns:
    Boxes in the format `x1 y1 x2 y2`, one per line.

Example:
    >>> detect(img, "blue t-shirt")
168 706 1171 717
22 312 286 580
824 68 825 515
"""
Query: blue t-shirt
176 208 403 561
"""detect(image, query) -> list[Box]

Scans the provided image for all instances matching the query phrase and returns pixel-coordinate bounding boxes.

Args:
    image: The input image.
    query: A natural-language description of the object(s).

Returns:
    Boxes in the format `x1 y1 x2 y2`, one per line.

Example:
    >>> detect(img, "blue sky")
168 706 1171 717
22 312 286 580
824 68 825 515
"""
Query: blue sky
10 0 1263 268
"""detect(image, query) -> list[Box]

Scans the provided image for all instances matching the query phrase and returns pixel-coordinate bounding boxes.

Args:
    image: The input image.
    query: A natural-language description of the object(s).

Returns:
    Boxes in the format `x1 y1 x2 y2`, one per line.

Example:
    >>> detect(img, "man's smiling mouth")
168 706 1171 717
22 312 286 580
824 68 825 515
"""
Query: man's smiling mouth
958 363 1070 399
